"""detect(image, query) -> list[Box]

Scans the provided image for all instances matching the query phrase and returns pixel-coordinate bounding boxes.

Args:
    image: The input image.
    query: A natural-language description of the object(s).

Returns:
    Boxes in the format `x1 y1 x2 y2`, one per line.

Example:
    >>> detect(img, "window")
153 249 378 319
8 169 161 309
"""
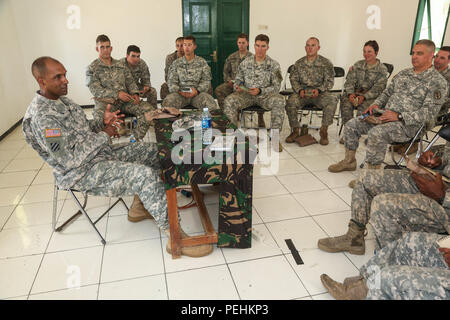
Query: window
411 0 450 52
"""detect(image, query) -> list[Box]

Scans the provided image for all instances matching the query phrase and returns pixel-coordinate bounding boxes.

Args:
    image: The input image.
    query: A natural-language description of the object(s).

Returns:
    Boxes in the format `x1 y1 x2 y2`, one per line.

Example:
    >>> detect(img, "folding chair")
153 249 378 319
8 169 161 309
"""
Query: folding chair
298 66 345 130
52 182 129 245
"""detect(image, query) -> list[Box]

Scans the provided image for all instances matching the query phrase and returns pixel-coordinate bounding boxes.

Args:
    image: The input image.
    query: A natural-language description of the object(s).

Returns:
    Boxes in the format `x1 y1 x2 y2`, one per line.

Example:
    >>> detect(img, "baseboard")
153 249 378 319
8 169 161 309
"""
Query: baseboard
0 118 23 142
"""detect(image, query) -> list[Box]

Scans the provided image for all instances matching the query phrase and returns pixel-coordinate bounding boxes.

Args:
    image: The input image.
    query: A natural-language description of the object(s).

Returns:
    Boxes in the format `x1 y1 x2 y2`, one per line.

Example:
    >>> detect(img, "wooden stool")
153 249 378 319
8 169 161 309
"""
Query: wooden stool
166 184 218 259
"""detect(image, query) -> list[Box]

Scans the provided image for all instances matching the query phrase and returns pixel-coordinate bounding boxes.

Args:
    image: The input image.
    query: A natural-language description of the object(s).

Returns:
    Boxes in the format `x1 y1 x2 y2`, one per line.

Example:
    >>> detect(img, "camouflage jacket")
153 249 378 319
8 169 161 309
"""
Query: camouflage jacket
290 55 335 94
86 57 139 100
164 51 180 82
22 92 116 189
344 59 388 100
439 66 450 114
234 55 282 97
168 55 212 93
223 51 253 82
373 67 448 127
121 57 151 89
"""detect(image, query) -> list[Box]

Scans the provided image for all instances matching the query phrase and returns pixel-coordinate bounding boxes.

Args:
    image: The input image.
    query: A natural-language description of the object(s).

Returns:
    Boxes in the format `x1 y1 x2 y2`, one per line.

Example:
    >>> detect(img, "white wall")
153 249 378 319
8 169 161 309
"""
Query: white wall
0 0 33 136
1 0 449 136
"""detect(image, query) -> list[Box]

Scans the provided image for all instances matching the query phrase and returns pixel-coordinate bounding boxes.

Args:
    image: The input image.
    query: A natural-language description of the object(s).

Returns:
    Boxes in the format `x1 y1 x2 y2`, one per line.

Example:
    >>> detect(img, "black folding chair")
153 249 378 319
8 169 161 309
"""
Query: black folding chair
52 182 129 245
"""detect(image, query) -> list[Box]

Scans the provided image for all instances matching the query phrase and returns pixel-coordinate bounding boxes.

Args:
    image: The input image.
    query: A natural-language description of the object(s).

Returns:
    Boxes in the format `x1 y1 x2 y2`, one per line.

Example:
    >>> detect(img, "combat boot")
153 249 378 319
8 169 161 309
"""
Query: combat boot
257 112 266 128
285 127 300 143
166 228 213 258
339 136 344 144
317 220 366 255
348 163 381 188
128 195 154 222
319 125 329 145
328 148 357 173
320 274 368 300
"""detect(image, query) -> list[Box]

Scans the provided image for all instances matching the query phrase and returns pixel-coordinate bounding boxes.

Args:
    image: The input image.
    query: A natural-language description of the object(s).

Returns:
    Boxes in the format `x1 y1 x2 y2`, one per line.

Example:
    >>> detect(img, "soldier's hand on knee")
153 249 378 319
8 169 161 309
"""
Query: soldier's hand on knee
357 95 364 104
299 90 306 99
312 89 319 98
132 94 140 105
349 93 356 102
418 150 442 168
438 248 450 267
411 172 447 202
248 88 260 96
379 110 399 123
190 87 198 97
118 91 133 102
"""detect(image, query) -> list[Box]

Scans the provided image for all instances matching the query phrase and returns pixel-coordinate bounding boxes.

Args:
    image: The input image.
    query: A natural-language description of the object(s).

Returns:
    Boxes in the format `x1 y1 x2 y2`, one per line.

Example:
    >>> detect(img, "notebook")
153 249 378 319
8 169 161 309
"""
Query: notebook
437 234 450 249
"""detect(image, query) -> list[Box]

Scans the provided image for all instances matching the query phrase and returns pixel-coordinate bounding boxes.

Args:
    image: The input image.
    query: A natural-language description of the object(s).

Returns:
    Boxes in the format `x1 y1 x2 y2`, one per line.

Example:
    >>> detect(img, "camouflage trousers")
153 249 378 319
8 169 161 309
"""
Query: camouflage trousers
285 92 338 128
73 142 169 230
162 92 218 110
215 82 234 109
94 100 154 140
339 95 374 126
223 91 285 129
352 169 449 249
344 118 421 165
360 232 450 300
139 86 158 108
160 82 169 100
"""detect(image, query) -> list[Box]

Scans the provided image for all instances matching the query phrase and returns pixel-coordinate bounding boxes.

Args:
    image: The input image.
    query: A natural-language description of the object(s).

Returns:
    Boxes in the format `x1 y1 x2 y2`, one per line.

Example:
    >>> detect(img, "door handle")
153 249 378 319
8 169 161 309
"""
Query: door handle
210 50 217 63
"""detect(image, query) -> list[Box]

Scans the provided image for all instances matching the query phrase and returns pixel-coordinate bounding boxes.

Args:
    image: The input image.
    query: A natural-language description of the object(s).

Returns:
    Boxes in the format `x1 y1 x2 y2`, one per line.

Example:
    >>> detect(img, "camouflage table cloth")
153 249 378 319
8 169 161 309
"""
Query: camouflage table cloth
154 109 256 248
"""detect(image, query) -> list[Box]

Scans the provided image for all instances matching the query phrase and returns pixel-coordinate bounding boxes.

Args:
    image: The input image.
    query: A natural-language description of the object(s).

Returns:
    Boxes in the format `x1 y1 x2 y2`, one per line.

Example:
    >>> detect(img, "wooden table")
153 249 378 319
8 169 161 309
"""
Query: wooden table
154 109 256 258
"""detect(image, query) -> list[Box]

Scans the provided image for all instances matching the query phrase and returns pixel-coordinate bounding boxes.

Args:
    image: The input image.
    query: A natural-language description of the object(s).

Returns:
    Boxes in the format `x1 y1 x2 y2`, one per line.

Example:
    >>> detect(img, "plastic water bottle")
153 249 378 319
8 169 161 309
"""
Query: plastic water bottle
129 134 136 143
201 107 212 145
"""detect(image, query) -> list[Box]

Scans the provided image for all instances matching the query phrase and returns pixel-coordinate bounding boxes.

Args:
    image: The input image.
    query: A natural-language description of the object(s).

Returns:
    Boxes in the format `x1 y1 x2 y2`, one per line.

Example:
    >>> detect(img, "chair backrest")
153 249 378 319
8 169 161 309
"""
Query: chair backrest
334 66 345 78
383 63 394 79
287 64 295 74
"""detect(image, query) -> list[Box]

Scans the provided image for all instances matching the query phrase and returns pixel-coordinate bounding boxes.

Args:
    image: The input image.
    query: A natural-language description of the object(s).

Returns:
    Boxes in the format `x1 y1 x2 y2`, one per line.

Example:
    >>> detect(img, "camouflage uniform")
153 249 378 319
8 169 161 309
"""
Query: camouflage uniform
360 232 450 300
160 51 179 100
86 58 153 139
121 57 157 108
223 55 285 129
215 51 253 109
285 55 338 128
340 60 388 125
162 55 218 110
344 67 448 165
437 66 450 120
22 93 169 230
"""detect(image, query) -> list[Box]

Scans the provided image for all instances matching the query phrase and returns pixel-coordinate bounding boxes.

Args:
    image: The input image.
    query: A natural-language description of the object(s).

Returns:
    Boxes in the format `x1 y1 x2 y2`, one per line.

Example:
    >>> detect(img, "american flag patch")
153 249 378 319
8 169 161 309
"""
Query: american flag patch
45 128 61 138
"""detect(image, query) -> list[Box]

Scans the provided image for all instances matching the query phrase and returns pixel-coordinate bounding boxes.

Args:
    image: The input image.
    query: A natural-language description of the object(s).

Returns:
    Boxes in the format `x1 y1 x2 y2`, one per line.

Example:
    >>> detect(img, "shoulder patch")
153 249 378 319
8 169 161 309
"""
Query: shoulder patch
45 128 61 138
434 90 442 100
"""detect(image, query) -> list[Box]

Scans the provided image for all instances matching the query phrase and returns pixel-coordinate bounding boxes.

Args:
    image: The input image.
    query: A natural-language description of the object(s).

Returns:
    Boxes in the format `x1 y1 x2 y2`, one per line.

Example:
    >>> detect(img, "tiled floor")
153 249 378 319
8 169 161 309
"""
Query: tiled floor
0 111 440 300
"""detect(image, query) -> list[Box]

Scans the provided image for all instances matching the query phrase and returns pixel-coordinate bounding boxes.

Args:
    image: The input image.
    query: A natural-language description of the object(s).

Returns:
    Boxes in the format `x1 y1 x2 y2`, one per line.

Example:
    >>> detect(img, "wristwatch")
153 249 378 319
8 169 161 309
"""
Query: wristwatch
397 113 403 121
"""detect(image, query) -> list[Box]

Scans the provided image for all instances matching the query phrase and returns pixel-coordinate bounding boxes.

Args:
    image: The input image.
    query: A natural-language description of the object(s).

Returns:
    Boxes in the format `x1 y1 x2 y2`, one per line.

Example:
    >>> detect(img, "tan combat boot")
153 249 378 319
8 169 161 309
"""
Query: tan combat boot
166 228 214 258
328 148 357 173
319 125 329 145
348 163 381 188
317 220 366 255
285 127 300 143
257 112 266 128
320 274 368 300
128 195 154 222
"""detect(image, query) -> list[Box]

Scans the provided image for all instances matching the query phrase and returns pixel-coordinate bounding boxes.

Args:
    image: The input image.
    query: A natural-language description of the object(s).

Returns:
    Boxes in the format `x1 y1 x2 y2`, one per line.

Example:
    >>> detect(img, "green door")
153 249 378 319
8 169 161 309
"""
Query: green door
182 0 249 92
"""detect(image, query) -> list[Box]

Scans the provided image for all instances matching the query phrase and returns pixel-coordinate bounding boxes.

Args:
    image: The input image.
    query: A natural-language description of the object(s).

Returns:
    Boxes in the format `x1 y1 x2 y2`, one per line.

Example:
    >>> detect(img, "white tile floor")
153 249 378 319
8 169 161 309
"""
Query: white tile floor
0 111 437 300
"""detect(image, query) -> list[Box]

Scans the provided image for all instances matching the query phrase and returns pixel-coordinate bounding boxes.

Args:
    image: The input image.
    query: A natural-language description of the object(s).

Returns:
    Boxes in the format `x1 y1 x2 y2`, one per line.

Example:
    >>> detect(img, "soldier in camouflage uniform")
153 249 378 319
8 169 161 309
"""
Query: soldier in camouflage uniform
160 37 184 100
214 33 253 109
340 41 389 142
318 137 450 256
329 40 448 187
285 37 338 145
162 35 218 111
223 34 285 152
122 45 157 108
434 46 450 120
86 35 153 140
321 232 450 300
23 56 213 258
